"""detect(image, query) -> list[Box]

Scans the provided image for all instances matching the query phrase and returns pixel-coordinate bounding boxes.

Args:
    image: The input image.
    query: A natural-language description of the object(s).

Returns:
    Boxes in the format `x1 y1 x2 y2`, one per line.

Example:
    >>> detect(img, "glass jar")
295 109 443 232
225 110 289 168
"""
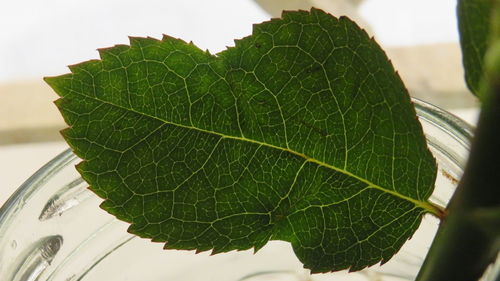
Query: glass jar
0 99 496 281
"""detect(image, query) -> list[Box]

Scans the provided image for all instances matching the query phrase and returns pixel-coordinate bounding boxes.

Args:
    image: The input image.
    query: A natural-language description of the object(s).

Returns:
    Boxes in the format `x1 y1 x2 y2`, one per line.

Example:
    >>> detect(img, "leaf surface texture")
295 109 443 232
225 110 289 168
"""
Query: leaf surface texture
46 9 437 273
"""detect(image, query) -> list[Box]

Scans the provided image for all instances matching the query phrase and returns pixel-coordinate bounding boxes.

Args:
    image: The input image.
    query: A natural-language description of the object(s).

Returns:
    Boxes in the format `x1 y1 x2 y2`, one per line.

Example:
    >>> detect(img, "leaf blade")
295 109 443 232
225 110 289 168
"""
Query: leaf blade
46 9 437 273
457 0 493 98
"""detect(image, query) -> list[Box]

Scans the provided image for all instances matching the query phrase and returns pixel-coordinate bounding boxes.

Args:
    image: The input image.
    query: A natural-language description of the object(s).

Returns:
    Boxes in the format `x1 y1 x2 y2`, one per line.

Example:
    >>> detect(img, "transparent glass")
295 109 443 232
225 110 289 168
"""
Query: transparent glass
0 99 496 281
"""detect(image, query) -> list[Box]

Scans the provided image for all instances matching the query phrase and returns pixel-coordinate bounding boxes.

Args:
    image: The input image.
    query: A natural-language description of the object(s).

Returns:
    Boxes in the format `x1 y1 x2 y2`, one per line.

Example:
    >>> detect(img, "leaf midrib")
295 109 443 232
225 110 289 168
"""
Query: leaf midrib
66 91 439 216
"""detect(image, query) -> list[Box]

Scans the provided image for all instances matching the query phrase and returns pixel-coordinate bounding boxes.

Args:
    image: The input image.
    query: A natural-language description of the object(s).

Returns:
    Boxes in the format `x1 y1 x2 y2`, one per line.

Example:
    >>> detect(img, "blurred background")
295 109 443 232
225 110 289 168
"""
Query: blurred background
0 0 479 206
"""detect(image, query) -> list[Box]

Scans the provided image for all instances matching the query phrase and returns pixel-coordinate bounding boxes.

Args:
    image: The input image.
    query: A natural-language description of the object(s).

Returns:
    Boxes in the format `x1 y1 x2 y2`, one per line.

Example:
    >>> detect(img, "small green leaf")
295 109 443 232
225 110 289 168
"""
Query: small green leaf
457 0 493 98
45 9 437 273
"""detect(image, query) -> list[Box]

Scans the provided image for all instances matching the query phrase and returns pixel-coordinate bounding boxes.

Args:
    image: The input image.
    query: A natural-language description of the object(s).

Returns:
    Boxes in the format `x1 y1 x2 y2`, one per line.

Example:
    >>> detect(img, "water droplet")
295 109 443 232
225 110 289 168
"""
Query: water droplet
11 240 17 249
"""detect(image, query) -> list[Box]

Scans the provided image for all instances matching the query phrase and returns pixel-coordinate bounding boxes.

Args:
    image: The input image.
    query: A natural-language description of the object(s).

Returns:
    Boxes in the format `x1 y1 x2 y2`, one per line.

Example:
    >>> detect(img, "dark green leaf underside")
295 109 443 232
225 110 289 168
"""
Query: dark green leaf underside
457 0 492 98
46 9 437 273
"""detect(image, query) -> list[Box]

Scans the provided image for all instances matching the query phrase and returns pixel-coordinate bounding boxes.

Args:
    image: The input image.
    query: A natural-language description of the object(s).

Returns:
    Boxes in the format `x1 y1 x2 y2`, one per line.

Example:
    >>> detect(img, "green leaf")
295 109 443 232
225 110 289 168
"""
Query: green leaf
45 9 438 273
457 0 493 98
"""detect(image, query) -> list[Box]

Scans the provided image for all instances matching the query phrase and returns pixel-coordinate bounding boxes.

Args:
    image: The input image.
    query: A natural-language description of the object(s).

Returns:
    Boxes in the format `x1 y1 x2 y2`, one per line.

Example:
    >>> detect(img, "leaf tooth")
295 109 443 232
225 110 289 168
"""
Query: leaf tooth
161 34 175 41
73 159 88 170
210 246 225 255
252 245 261 254
99 199 116 214
58 126 78 150
380 257 390 266
195 248 211 254
101 200 137 225
281 8 310 19
150 235 163 243
161 34 187 44
348 263 368 273
97 45 114 55
74 159 88 174
97 44 129 59
128 36 145 47
53 97 65 110
308 266 322 274
162 241 201 252
162 242 171 250
44 76 63 93
127 223 150 239
252 246 262 254
146 35 160 41
66 64 80 73
59 129 71 144
160 34 193 49
232 38 242 47
66 59 100 73
233 10 317 51
45 75 75 99
338 14 361 26
309 7 323 13
128 36 161 48
339 15 372 39
96 46 113 58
